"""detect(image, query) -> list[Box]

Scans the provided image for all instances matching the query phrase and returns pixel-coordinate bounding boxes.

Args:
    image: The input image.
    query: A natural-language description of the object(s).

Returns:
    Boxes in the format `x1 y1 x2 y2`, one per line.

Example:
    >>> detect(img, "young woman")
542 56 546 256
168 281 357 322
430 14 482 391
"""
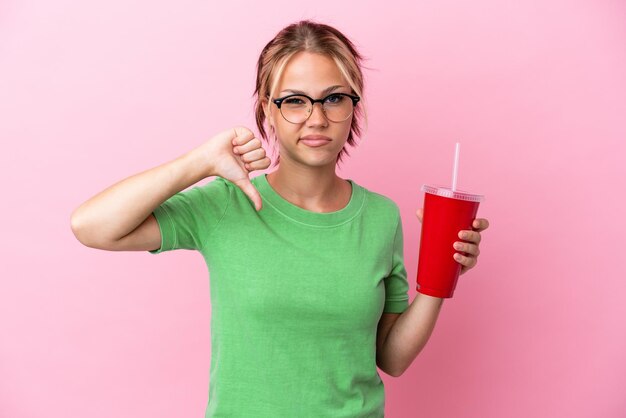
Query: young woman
71 20 489 418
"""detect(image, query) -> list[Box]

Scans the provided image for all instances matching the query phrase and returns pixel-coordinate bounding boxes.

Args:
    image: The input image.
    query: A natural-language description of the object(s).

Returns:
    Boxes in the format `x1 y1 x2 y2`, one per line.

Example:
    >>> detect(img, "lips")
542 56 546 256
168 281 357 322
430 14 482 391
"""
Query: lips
300 135 331 147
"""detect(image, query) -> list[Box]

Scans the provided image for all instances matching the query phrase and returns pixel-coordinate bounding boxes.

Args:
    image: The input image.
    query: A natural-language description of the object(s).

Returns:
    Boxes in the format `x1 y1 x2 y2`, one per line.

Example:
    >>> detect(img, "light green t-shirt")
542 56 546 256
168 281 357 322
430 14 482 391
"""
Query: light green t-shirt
149 173 410 417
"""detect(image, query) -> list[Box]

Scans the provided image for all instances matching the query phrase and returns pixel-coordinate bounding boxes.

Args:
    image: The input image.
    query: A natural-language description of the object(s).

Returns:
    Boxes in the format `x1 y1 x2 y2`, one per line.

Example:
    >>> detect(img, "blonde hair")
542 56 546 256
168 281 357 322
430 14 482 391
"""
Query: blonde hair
253 20 369 168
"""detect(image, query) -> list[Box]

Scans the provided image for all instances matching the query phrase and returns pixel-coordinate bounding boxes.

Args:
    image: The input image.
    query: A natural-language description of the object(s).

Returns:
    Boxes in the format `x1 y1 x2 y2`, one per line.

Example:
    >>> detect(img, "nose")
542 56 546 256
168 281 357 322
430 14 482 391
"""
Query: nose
306 102 328 127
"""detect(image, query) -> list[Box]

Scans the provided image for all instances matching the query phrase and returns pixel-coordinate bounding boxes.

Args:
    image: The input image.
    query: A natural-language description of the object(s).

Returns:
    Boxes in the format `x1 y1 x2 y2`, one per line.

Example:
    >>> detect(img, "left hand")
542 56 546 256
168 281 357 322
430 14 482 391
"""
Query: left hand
416 208 490 276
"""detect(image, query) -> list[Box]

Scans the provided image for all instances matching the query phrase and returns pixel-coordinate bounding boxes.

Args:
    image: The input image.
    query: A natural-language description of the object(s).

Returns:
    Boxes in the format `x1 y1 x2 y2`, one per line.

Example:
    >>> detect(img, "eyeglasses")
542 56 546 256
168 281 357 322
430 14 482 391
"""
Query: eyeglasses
272 93 360 124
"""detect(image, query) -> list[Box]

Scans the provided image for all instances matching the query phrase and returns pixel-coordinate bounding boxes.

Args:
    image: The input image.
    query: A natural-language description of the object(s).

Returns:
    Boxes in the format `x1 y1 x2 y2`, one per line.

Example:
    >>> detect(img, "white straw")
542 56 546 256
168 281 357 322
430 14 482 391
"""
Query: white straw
452 142 460 192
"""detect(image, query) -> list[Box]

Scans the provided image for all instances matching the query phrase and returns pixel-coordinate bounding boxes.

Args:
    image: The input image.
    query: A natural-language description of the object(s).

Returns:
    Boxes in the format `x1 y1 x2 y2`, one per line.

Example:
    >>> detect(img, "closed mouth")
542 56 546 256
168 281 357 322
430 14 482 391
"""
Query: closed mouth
300 136 332 142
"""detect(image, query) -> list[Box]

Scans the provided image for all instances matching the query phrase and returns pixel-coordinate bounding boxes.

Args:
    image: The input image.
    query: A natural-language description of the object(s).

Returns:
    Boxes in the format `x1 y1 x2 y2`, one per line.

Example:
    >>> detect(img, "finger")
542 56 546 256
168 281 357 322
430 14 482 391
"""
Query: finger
232 126 253 138
233 177 263 211
239 148 266 163
458 230 481 244
232 129 254 146
244 157 272 171
472 218 489 232
415 208 424 223
453 241 480 257
453 253 477 268
233 138 262 154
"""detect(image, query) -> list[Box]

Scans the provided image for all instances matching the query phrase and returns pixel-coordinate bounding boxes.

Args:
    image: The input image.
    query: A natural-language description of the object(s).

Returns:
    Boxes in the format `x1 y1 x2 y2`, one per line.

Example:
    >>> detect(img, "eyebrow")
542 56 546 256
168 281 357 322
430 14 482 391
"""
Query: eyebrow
279 85 346 96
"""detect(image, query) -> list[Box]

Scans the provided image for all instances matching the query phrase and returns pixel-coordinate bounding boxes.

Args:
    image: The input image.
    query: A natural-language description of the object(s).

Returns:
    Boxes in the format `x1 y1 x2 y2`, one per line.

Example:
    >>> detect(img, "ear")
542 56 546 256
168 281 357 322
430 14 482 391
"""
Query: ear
261 98 268 117
262 98 274 129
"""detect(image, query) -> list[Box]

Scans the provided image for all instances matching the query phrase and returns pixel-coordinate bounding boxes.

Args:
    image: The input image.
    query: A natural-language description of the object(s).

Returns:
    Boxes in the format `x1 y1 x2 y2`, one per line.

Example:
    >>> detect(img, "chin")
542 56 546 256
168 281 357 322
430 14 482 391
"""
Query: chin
295 153 339 168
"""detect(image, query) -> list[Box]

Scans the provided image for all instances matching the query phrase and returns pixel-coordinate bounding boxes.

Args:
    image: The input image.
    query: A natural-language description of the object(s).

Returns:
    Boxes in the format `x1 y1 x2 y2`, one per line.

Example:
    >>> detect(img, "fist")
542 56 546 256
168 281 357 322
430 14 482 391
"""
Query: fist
194 126 271 211
416 207 490 276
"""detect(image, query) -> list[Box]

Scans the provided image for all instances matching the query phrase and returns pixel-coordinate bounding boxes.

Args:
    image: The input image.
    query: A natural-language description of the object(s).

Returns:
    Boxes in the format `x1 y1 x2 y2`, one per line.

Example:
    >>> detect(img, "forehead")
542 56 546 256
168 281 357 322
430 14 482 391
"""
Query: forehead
274 51 349 95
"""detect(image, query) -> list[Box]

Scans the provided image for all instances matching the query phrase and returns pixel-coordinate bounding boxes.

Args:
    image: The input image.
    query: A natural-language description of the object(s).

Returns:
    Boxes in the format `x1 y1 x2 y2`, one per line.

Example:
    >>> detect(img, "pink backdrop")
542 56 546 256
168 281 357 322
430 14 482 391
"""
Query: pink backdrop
1 1 624 417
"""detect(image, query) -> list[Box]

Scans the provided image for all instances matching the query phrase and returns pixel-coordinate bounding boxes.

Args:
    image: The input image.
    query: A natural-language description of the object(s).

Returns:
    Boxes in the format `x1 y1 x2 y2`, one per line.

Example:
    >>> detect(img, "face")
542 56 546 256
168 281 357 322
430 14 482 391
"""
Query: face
263 51 354 169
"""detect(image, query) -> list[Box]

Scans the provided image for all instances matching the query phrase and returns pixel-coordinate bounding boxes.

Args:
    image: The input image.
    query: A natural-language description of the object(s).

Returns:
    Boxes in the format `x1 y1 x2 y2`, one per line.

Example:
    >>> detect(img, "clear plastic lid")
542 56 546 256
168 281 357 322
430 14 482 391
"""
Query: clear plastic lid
421 184 485 203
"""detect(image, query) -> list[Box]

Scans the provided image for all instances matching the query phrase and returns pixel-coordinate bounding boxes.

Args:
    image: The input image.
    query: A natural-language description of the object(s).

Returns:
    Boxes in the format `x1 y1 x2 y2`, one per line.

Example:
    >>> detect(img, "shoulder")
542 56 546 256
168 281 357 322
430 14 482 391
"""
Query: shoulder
355 181 401 220
189 176 233 207
197 176 233 194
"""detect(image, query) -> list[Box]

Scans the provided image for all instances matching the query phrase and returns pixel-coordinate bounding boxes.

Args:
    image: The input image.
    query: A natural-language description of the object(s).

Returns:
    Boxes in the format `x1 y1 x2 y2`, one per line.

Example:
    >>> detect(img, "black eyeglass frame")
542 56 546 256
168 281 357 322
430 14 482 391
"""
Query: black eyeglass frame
271 93 361 123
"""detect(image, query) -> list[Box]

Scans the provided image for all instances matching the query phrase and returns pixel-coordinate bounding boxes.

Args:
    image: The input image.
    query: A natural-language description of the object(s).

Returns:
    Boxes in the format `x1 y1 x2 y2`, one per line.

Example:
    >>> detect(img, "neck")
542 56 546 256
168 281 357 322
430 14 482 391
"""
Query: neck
265 158 349 211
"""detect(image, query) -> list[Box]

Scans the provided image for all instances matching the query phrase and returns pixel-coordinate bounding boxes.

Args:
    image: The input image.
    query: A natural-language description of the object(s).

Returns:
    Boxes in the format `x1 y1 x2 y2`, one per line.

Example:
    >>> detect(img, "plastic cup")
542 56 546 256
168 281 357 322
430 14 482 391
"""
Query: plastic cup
415 184 485 298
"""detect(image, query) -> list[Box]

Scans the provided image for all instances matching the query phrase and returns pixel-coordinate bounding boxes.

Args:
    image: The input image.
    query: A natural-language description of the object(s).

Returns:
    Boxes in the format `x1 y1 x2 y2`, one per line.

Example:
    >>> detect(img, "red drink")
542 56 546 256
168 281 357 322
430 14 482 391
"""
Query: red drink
416 185 485 298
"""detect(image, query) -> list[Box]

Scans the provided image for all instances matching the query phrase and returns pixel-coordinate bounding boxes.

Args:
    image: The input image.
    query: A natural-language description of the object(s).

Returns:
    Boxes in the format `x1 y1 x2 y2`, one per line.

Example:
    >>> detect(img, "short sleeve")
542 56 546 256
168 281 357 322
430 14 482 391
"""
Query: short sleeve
383 210 410 313
148 177 231 254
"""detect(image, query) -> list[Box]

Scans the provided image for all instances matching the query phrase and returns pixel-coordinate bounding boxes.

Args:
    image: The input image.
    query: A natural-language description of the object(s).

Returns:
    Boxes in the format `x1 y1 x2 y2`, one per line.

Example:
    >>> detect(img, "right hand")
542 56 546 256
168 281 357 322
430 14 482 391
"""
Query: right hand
194 126 271 211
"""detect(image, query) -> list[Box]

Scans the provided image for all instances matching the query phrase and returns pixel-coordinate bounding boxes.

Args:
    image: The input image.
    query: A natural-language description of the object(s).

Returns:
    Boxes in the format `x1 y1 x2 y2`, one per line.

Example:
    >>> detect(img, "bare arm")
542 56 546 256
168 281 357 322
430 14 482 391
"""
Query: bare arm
70 126 272 251
376 312 400 376
70 150 210 250
377 208 486 377
377 293 445 377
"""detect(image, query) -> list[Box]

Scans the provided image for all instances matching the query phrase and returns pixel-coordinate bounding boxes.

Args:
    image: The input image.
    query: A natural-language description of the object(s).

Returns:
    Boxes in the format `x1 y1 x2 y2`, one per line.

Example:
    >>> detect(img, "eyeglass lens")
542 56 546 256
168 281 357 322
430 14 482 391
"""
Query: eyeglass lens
280 94 354 123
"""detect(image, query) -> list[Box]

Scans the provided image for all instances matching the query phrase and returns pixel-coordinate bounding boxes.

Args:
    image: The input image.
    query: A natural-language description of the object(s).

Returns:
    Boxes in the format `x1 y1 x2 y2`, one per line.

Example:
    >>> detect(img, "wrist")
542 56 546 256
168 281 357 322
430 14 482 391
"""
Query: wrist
176 150 212 185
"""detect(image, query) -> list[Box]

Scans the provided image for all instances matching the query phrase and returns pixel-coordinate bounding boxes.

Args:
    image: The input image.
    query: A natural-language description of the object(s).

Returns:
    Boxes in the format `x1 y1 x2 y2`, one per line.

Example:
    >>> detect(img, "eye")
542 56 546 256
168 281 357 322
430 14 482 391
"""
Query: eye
324 94 345 104
284 97 305 105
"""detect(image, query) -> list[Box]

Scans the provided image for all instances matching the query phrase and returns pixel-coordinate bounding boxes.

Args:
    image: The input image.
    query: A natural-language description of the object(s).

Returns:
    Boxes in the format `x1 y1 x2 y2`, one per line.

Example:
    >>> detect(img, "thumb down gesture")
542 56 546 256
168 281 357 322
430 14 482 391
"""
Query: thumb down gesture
194 126 272 211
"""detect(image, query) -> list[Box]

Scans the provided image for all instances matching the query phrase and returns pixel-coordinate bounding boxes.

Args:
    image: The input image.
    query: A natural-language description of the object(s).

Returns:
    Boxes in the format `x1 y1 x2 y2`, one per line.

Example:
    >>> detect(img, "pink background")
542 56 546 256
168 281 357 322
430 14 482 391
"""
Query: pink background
1 0 624 417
